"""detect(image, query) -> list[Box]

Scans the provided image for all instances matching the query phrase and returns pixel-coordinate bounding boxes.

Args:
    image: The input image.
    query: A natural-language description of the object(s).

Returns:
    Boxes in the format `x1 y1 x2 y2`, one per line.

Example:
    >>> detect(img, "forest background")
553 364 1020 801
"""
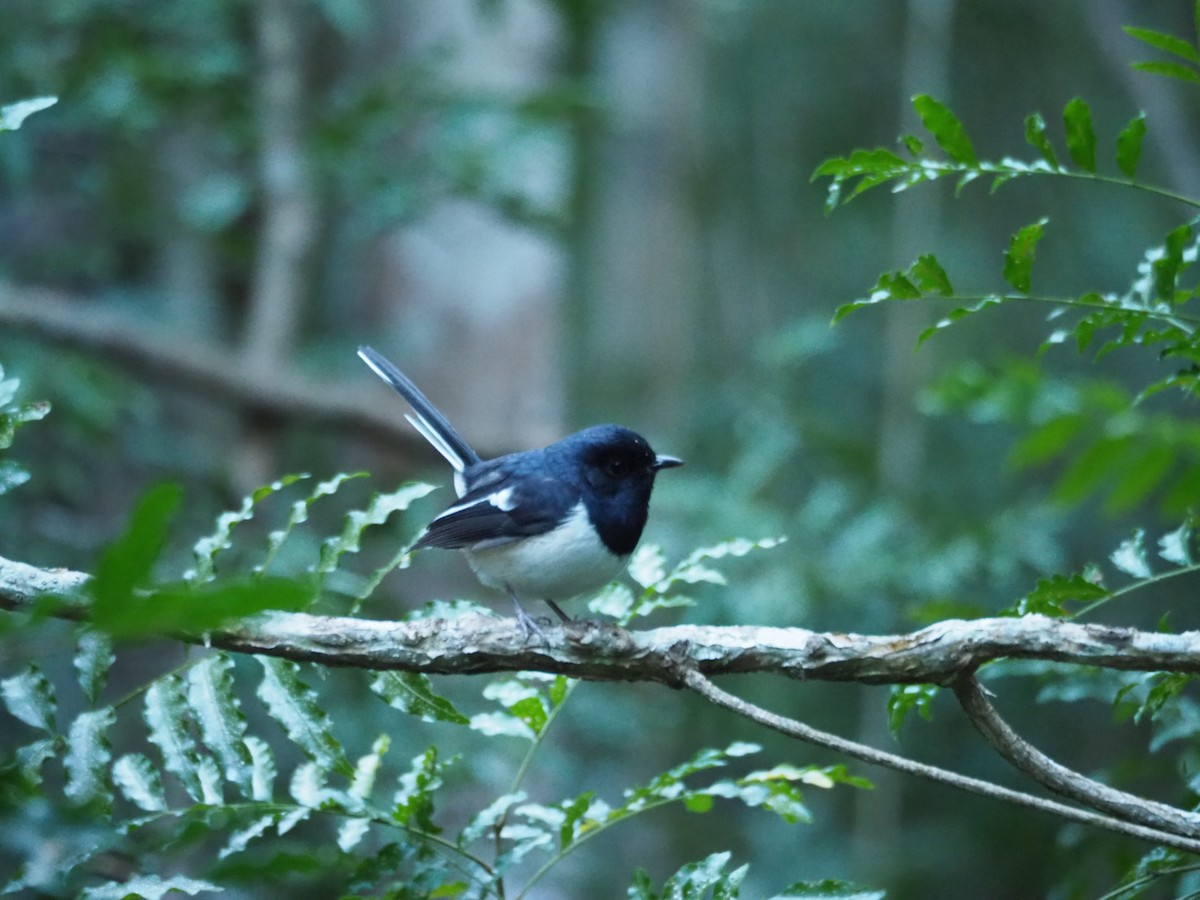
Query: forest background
3 1 1200 898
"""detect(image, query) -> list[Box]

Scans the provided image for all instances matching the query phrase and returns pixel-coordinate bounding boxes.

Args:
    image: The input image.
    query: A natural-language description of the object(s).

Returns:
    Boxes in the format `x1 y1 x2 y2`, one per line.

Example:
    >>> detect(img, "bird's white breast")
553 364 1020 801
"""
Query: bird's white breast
464 501 626 601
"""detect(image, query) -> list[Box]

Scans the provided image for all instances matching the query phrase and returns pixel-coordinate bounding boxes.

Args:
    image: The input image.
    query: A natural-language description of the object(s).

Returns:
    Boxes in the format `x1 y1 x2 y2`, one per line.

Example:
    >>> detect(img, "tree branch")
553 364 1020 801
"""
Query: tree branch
5 552 1200 854
0 284 423 451
952 673 1200 838
4 555 1200 683
681 667 1200 854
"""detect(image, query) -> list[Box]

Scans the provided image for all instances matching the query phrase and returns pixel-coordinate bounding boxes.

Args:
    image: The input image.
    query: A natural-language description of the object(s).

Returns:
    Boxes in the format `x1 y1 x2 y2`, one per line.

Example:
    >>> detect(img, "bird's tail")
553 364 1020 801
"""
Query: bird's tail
358 345 481 472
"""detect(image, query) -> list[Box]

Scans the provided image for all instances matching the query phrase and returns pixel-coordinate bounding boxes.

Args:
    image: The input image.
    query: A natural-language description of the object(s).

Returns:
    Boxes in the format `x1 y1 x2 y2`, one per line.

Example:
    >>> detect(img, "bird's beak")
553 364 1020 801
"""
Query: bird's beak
654 455 684 471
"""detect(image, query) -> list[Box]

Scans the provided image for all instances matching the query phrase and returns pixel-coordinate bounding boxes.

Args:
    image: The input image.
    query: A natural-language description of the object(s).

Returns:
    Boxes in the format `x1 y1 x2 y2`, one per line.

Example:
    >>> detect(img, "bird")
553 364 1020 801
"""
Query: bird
358 345 682 638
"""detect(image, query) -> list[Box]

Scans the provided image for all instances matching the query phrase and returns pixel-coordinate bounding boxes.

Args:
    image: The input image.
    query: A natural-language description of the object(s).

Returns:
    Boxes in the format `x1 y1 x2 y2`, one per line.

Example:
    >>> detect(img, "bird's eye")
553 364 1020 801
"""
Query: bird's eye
604 459 625 478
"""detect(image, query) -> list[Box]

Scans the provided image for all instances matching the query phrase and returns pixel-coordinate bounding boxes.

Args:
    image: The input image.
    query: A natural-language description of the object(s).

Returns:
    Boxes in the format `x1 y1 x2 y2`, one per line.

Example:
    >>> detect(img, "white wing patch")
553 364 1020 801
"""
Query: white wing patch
437 486 516 520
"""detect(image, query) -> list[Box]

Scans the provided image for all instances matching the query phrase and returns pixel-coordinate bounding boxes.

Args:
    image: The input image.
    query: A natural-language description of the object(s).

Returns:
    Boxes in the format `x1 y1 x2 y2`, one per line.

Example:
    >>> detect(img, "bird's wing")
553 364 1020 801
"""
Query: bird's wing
413 476 567 550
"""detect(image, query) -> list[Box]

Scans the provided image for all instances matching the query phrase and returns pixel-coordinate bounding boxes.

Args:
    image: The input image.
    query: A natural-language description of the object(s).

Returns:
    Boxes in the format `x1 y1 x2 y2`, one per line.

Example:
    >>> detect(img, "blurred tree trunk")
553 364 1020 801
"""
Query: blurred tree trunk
157 128 222 339
244 0 316 372
851 0 955 883
236 0 318 490
366 1 566 452
564 0 701 431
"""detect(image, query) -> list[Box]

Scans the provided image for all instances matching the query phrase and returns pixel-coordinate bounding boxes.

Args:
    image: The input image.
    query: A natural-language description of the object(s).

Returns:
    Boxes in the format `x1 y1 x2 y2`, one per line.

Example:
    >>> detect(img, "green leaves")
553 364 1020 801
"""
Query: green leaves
816 94 1157 213
1024 113 1060 169
1126 23 1200 83
256 656 351 776
913 94 977 165
0 363 50 496
370 671 469 725
1003 218 1049 293
593 537 787 626
1062 97 1096 172
1116 113 1147 178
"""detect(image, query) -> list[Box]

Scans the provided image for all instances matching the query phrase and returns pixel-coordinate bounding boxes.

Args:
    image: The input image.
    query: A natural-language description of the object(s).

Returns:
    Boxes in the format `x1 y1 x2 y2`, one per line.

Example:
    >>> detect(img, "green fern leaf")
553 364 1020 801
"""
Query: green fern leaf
145 675 221 803
316 482 437 575
63 706 116 807
1003 218 1049 293
1116 113 1147 179
113 752 168 812
913 95 977 165
79 875 221 899
74 630 114 705
1 665 56 733
370 671 469 725
1063 98 1097 172
256 656 351 776
244 734 276 801
186 654 254 796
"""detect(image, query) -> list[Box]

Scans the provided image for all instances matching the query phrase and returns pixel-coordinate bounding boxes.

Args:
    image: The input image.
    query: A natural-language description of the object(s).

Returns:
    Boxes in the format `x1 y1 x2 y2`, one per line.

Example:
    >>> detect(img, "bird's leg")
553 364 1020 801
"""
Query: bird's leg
544 599 572 623
506 584 548 641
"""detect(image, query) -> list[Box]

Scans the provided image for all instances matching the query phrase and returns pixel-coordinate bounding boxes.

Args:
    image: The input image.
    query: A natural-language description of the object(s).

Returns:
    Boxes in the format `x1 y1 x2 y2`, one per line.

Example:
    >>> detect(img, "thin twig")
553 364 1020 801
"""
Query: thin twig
952 673 1200 838
681 667 1200 855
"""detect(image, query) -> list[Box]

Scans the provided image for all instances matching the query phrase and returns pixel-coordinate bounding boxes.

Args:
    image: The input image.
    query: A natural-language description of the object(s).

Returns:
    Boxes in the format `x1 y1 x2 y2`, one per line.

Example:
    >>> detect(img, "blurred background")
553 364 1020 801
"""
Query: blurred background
2 0 1199 896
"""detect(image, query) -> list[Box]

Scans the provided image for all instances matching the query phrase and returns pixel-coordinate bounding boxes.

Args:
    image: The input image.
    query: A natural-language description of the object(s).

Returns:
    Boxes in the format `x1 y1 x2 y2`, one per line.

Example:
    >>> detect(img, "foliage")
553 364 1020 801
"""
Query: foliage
817 7 1200 897
0 362 50 497
0 455 863 897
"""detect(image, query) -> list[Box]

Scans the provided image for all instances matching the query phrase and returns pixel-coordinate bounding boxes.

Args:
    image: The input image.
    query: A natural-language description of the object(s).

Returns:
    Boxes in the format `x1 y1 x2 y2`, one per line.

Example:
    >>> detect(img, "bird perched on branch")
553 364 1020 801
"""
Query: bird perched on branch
358 345 682 638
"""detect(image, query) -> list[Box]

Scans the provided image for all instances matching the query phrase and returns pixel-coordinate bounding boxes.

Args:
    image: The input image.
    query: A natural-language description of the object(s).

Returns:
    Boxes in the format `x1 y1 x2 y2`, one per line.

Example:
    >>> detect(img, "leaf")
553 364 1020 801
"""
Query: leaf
349 734 390 805
1063 97 1097 172
917 296 1003 345
0 388 49 447
74 630 114 704
1152 223 1192 303
1116 113 1147 179
704 766 814 824
1104 444 1173 513
1159 520 1194 566
631 852 748 899
0 96 57 131
113 753 168 812
1024 112 1060 168
460 792 526 847
1123 26 1200 63
79 875 221 899
290 760 333 807
888 684 938 733
337 817 372 853
1018 573 1110 616
187 654 254 795
1131 60 1200 83
63 706 116 808
370 671 469 724
90 483 182 632
910 254 954 295
0 459 30 496
1 665 56 733
220 813 279 859
256 656 351 776
1003 218 1049 293
470 677 552 740
258 472 366 575
317 482 438 575
14 739 55 787
1111 530 1152 579
188 473 309 583
145 675 218 803
393 746 448 834
912 95 977 165
772 880 887 900
244 735 276 801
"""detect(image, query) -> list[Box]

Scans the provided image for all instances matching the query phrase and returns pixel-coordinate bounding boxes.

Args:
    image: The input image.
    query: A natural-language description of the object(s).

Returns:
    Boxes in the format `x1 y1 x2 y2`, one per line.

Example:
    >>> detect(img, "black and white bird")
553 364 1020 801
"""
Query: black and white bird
358 346 682 637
